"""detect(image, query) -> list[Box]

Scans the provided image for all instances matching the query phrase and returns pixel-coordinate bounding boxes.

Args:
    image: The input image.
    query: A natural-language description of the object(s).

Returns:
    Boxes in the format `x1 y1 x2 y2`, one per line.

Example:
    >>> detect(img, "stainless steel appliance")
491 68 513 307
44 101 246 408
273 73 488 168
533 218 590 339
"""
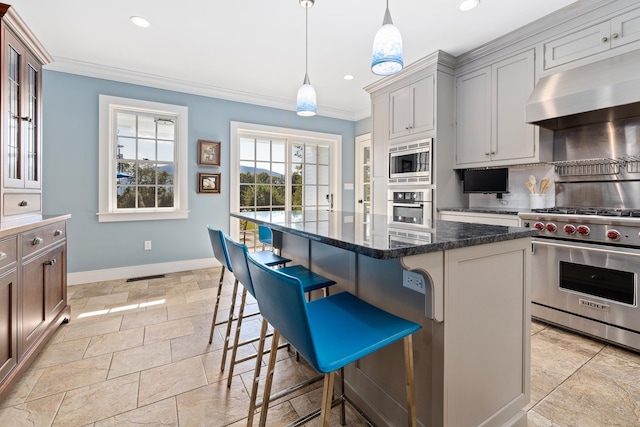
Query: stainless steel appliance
388 139 431 184
520 208 640 351
388 189 433 227
388 227 432 248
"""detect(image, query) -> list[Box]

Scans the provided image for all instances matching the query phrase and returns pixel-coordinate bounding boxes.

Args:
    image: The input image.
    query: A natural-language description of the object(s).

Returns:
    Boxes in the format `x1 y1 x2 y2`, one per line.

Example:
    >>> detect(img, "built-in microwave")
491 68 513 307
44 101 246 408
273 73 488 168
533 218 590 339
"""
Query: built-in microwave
389 139 432 185
388 189 433 227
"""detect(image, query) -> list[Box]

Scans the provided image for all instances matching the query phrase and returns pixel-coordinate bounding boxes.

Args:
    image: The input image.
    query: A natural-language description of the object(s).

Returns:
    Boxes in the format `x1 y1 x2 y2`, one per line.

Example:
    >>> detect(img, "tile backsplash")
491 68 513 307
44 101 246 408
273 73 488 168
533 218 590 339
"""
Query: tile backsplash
468 164 555 211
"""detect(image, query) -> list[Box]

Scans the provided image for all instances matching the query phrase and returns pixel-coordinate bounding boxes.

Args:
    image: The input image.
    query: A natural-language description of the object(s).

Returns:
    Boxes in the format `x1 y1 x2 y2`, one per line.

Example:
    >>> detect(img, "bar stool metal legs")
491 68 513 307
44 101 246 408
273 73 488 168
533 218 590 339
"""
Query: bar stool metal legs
208 265 226 344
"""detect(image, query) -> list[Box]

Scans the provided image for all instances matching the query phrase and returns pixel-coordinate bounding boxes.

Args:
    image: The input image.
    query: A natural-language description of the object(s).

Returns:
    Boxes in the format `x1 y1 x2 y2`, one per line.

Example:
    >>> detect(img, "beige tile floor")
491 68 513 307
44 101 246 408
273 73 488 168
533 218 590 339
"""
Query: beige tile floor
1 267 639 426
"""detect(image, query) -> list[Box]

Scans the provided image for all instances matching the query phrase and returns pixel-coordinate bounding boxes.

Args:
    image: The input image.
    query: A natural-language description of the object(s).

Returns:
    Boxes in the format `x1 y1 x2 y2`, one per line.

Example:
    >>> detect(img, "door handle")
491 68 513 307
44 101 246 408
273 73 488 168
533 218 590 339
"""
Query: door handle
358 199 363 204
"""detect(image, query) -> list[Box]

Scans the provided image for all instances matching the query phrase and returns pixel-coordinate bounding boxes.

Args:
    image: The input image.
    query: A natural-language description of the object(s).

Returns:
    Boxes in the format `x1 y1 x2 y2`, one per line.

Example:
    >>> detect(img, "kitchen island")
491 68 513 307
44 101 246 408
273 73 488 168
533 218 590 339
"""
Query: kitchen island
231 210 536 427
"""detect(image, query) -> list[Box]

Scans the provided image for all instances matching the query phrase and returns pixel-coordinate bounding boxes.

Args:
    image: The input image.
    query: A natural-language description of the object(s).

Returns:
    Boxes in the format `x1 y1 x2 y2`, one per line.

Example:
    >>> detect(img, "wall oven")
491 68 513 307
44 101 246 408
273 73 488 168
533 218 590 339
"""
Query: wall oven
388 139 432 185
388 189 433 227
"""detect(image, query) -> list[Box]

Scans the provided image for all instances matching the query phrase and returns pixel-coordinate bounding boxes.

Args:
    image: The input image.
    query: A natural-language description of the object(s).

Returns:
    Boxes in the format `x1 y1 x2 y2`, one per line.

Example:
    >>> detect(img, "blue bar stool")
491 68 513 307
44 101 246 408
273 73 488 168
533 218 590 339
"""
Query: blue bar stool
222 233 336 387
257 224 274 250
206 225 290 346
247 255 421 427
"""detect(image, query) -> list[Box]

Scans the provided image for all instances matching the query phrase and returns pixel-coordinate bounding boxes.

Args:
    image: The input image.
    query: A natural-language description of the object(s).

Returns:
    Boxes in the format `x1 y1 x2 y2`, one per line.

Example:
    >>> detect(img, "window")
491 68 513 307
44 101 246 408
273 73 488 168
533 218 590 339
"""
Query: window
98 95 188 222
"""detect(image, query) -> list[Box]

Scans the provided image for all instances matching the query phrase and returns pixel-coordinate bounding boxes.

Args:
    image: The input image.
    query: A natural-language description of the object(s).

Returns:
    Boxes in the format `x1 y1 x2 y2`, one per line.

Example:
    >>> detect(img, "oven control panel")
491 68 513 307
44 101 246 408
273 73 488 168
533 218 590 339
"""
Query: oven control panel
527 220 639 246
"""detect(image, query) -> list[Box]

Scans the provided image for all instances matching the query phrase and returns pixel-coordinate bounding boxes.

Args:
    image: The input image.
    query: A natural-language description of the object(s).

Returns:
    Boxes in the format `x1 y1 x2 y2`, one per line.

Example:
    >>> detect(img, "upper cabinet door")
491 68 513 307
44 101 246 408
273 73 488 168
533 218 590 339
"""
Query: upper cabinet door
388 74 435 141
610 7 640 49
491 50 535 162
543 21 610 71
455 66 491 166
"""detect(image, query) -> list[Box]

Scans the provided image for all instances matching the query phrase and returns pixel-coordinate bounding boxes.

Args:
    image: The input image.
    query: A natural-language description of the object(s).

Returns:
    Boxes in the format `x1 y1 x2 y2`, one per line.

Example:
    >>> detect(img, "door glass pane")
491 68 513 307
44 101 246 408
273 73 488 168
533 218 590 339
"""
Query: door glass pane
305 145 317 163
305 165 317 184
318 146 329 164
318 165 329 185
318 186 329 206
7 46 20 180
26 64 37 181
305 185 317 205
291 144 303 163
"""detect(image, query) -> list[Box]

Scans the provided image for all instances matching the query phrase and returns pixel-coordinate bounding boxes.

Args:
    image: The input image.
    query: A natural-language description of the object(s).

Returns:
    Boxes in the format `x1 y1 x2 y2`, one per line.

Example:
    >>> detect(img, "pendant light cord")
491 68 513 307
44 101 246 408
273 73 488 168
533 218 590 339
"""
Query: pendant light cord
305 5 309 76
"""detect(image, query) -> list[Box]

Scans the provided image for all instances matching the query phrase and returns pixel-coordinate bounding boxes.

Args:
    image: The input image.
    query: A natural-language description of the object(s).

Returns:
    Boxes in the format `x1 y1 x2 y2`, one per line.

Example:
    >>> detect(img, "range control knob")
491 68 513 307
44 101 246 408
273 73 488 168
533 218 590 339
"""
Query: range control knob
533 222 545 231
607 229 621 241
546 223 558 232
563 224 577 234
577 225 591 236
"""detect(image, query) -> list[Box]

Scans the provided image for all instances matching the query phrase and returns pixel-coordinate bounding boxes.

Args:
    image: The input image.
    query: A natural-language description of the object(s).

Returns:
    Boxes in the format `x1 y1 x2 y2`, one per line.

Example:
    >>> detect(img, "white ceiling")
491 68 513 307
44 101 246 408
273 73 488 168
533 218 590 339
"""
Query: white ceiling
9 0 579 121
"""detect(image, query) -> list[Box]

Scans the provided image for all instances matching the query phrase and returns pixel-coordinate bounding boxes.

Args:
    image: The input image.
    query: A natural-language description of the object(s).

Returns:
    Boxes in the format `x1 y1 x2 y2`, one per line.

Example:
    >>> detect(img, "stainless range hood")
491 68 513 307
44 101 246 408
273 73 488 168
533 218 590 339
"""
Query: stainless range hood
526 49 640 130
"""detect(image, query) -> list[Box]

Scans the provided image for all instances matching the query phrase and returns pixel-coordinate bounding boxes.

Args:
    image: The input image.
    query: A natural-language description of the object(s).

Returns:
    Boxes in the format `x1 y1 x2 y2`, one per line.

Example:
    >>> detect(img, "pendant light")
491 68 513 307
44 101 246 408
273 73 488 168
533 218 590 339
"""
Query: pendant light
371 0 403 76
297 0 316 117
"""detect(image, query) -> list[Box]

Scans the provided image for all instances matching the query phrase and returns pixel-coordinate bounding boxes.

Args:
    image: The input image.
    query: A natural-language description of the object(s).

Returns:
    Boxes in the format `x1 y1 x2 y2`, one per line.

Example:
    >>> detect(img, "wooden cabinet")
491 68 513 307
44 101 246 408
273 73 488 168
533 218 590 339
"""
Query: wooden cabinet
1 4 51 223
388 75 435 141
0 235 17 384
543 7 640 71
455 49 540 168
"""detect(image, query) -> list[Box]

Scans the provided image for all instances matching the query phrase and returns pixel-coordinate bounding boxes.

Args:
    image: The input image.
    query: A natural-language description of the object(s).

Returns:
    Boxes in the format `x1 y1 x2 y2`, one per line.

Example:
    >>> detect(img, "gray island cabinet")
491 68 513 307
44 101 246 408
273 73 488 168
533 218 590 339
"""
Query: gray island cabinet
231 210 536 427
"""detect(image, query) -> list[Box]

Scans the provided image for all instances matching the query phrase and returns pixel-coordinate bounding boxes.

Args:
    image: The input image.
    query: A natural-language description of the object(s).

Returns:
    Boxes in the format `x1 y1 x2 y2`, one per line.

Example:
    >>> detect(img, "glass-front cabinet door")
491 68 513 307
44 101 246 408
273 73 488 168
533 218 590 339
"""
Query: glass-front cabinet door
3 29 41 190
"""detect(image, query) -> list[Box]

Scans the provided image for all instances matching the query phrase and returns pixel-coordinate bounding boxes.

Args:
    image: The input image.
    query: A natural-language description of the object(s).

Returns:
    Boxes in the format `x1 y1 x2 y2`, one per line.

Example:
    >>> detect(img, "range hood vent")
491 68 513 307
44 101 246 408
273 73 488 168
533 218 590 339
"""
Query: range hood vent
526 49 640 130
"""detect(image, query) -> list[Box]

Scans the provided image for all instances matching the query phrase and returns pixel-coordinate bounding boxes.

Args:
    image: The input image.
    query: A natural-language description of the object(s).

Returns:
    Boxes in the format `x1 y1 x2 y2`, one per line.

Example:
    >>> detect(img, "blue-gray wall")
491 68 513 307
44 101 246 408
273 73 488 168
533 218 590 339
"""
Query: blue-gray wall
355 116 371 136
42 71 357 274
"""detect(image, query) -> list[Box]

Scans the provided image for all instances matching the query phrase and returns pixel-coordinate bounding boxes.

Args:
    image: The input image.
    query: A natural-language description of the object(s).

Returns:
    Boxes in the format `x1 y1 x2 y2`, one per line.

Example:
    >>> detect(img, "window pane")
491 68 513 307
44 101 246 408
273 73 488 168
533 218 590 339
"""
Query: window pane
137 164 156 185
305 165 317 184
256 185 271 206
272 185 285 206
318 186 329 206
291 185 302 207
158 164 174 185
318 146 329 164
256 139 270 161
158 186 174 207
137 116 156 138
138 186 155 208
116 112 136 137
272 141 285 162
272 163 285 184
117 186 136 208
118 162 136 182
291 164 303 185
240 138 255 161
318 165 329 185
364 165 370 183
305 145 317 163
240 184 255 207
157 120 174 140
158 140 174 162
138 139 156 161
256 162 271 183
364 146 370 164
117 137 136 160
291 144 303 163
240 161 255 183
305 185 317 205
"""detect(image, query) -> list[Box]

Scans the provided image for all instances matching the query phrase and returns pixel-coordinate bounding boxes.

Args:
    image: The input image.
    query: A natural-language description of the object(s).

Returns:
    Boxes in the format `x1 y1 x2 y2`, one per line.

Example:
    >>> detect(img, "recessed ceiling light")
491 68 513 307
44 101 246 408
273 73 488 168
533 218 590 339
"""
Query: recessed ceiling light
130 16 150 28
344 74 354 81
458 0 480 12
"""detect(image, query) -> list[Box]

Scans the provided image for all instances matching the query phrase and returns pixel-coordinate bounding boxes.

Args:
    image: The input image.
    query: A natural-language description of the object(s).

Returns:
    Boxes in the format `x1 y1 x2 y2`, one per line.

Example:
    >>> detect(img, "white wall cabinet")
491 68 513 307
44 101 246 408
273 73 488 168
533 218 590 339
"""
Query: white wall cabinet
543 7 640 71
455 49 539 168
388 75 435 141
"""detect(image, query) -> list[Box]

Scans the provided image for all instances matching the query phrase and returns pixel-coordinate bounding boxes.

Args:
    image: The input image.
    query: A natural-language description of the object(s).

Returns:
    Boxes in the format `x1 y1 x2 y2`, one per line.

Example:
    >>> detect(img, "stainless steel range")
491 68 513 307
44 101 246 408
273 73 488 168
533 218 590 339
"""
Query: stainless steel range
519 208 640 351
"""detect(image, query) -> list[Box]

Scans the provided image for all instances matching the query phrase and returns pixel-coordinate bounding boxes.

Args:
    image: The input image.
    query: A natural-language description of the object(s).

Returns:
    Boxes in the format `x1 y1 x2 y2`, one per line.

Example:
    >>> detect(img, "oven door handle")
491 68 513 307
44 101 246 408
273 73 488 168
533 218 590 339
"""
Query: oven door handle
532 239 640 258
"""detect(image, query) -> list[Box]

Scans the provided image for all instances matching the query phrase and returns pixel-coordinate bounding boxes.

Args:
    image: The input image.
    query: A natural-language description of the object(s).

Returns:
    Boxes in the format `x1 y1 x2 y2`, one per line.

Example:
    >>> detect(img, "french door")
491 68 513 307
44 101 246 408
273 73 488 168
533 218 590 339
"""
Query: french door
230 122 342 246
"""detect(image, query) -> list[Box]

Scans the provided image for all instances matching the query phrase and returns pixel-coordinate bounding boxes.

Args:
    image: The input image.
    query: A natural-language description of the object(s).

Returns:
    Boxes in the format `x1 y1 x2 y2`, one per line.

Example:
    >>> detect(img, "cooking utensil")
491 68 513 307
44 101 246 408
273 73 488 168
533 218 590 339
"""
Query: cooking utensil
528 175 537 191
525 181 536 194
539 178 551 194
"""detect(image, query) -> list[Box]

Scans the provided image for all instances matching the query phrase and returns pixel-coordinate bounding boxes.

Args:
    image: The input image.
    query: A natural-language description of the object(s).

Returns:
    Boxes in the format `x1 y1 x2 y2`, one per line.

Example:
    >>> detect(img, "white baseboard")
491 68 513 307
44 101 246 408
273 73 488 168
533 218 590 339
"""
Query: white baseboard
68 257 222 286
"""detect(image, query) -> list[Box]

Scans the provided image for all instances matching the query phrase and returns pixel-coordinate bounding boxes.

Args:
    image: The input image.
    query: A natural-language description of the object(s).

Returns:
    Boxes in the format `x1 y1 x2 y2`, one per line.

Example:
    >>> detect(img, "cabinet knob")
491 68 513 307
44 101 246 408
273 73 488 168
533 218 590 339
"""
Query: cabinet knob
358 199 363 204
54 229 63 236
44 258 57 266
491 151 496 155
20 116 33 123
19 200 28 207
485 152 490 155
612 33 619 39
602 36 609 43
32 237 44 246
0 252 6 261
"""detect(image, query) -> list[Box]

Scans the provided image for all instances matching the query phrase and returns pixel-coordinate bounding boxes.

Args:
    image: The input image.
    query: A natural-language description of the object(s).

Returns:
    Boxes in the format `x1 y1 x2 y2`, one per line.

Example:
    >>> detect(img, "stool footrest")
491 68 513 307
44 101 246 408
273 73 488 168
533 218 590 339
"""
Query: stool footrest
255 373 323 409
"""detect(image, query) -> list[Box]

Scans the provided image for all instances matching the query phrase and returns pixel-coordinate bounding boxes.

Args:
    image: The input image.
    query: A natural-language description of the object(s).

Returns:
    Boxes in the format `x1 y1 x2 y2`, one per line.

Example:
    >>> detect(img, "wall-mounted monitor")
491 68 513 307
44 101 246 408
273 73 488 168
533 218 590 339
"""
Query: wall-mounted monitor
463 168 509 194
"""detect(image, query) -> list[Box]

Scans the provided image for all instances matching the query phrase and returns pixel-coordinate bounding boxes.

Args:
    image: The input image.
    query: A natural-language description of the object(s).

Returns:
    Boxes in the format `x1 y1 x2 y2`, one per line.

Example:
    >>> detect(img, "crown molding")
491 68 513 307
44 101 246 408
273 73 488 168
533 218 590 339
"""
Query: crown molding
45 57 360 122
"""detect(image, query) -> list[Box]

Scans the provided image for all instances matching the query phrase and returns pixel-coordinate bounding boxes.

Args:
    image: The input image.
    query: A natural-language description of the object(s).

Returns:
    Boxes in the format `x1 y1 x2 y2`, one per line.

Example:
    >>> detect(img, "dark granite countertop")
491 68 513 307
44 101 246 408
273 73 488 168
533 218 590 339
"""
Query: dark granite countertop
438 207 526 215
231 210 537 260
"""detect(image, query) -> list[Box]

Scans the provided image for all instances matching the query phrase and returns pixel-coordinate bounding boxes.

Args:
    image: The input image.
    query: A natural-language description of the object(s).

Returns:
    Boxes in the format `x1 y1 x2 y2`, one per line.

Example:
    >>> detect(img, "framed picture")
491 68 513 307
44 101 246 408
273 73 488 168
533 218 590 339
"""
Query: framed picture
198 139 221 166
198 172 221 194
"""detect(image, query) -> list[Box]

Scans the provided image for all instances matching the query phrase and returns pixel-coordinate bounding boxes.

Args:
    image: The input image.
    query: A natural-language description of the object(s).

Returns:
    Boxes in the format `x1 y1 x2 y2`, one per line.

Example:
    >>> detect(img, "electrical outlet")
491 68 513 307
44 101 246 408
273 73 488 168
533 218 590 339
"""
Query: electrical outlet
403 270 425 294
144 240 152 251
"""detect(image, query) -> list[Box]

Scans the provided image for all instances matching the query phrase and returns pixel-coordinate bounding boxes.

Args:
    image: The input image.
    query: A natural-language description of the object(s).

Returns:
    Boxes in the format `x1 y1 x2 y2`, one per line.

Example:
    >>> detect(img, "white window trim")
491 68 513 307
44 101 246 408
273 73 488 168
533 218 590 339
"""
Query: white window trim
98 95 189 222
230 121 342 237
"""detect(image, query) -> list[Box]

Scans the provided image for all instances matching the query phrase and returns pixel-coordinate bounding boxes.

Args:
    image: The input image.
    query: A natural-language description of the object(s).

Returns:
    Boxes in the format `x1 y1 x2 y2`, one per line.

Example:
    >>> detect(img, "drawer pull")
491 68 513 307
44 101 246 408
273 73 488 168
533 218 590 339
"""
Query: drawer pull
32 237 44 246
0 252 6 261
54 229 63 237
19 200 28 207
44 259 57 266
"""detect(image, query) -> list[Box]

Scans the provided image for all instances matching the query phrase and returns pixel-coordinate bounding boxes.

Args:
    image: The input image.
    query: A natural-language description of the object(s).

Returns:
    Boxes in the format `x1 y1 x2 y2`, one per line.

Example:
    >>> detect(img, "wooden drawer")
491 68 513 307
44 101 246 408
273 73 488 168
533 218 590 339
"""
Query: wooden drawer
21 222 66 258
0 237 17 270
3 194 41 217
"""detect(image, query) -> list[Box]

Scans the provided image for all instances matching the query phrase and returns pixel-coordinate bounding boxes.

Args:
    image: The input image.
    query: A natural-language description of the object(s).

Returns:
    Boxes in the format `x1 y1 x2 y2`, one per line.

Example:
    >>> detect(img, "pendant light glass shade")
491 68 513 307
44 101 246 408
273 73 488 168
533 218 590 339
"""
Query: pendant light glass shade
297 0 316 117
371 4 403 76
297 73 316 116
